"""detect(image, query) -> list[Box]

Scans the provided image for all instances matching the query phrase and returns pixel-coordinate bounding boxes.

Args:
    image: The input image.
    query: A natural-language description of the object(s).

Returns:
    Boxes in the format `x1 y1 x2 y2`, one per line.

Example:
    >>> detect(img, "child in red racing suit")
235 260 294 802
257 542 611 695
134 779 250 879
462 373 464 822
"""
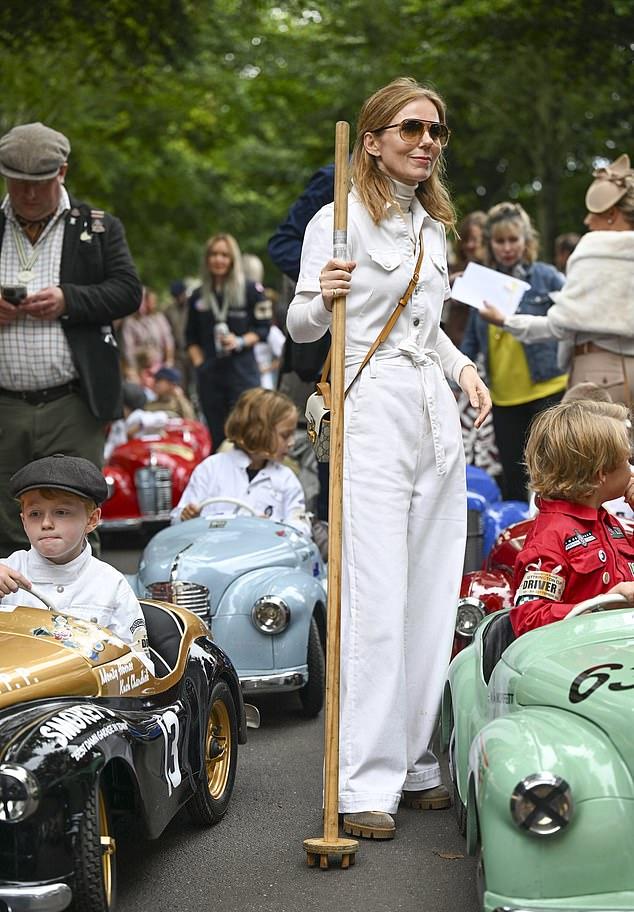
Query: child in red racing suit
510 400 634 637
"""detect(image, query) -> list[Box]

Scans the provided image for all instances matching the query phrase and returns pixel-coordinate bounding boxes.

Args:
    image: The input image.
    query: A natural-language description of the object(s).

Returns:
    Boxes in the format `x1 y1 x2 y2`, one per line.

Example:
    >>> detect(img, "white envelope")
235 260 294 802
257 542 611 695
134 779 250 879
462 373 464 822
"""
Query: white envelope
451 262 530 317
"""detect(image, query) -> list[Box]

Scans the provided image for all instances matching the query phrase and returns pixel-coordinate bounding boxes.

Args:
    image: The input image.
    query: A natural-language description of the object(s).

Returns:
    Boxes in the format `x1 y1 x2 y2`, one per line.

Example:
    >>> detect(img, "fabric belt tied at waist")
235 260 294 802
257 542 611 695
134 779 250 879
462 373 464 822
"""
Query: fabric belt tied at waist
0 380 79 405
345 345 449 475
396 345 448 476
574 341 607 357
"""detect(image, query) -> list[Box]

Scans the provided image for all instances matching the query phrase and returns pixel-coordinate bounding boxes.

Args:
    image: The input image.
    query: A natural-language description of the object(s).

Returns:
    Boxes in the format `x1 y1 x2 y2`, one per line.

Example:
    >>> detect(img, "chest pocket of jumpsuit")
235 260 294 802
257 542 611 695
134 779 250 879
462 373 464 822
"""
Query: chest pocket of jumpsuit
349 249 401 320
368 248 402 272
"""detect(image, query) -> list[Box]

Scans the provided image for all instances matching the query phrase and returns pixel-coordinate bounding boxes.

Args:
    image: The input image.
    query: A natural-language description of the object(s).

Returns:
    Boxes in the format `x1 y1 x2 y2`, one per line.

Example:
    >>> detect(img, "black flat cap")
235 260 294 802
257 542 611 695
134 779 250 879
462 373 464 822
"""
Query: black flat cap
9 454 108 504
0 122 70 181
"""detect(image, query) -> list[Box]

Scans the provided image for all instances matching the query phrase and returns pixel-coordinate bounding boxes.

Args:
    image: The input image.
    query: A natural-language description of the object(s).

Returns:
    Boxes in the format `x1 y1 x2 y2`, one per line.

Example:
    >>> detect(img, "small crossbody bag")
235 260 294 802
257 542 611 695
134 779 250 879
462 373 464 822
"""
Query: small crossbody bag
306 241 425 462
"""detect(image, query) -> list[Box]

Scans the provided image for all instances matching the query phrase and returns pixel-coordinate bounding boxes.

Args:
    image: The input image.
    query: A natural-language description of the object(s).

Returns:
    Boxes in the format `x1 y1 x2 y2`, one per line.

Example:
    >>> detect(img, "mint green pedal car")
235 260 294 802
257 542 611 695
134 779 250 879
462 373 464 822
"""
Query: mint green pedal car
442 592 634 912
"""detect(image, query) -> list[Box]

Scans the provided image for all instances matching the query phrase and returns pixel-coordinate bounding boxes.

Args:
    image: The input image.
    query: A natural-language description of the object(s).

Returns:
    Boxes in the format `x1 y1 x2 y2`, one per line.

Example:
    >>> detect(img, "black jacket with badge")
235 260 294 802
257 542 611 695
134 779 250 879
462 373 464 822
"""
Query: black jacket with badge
0 196 142 421
185 281 271 366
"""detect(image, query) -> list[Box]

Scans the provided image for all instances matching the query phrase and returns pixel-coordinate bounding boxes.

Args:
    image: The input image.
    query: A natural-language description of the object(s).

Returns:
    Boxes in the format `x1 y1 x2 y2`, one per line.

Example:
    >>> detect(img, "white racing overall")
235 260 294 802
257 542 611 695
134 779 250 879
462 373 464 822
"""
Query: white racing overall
288 191 472 814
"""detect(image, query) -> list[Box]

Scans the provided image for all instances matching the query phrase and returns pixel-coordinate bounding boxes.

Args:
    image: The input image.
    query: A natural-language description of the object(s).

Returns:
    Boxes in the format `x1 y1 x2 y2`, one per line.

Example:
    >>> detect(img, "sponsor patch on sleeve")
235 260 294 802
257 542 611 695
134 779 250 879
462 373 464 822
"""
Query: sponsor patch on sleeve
514 569 565 605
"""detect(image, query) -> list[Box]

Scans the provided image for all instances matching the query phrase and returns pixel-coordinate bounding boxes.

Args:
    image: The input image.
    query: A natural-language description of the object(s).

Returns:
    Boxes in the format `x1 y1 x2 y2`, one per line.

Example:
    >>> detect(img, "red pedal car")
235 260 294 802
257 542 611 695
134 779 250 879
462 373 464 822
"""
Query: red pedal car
452 518 532 658
101 418 211 531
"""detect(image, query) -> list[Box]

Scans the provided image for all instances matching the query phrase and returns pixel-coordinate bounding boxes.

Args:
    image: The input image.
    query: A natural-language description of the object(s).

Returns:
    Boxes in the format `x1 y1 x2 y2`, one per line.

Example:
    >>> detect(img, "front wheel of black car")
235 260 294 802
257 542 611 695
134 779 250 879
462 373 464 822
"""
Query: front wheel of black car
72 784 116 912
298 616 325 718
188 679 238 825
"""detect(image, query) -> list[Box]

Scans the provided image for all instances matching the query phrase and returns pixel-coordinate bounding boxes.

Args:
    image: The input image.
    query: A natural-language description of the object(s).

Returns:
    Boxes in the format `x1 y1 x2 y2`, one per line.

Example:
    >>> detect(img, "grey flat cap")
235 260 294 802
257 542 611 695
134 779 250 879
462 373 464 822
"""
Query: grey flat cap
9 454 108 504
0 122 70 181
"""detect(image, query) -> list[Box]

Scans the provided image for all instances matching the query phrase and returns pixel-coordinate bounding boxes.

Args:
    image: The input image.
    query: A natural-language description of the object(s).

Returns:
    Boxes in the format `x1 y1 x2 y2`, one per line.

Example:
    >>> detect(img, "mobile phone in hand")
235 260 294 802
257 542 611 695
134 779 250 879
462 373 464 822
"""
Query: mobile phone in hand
1 285 28 306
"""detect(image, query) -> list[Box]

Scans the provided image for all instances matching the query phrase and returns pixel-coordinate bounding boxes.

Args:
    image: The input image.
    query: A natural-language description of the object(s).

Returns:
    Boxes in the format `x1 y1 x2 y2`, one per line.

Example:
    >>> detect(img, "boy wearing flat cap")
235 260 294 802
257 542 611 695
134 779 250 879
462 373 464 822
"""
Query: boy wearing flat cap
146 365 196 420
0 454 150 657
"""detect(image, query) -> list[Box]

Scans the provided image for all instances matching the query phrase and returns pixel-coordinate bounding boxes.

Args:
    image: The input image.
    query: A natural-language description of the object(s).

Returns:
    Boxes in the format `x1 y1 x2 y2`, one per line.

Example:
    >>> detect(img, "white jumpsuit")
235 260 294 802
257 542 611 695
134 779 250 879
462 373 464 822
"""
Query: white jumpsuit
288 192 471 814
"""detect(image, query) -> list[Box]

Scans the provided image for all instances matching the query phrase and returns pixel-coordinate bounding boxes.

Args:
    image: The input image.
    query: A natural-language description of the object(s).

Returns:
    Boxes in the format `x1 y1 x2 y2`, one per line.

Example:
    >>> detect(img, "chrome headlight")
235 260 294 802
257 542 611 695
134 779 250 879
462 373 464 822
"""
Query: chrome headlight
0 763 40 823
510 773 574 836
147 581 210 619
455 597 485 638
251 596 290 635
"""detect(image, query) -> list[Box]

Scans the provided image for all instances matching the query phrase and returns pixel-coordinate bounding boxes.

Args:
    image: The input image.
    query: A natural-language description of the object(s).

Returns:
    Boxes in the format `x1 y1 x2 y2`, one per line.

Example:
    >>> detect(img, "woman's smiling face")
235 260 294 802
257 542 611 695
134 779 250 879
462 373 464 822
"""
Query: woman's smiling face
364 98 443 187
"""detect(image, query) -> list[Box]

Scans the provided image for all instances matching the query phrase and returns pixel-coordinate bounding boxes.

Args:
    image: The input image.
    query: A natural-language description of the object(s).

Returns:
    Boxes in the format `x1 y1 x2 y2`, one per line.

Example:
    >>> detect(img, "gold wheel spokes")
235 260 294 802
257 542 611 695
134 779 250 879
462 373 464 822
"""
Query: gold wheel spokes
98 790 115 907
206 699 231 799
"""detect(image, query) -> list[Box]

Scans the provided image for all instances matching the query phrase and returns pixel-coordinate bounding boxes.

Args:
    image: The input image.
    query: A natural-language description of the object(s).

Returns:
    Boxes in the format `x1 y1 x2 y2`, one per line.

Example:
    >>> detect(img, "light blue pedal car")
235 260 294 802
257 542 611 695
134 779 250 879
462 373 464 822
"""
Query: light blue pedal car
129 498 327 717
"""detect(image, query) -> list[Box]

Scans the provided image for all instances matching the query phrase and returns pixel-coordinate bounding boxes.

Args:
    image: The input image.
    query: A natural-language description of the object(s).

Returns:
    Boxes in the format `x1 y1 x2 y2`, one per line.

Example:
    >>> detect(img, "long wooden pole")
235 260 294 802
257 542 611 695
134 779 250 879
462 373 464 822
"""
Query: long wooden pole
304 121 358 870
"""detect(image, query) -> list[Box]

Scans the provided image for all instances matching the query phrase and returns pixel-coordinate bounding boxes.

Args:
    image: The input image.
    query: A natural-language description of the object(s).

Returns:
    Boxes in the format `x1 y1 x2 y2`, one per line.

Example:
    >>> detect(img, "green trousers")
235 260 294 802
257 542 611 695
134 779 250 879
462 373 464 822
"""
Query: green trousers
0 391 105 557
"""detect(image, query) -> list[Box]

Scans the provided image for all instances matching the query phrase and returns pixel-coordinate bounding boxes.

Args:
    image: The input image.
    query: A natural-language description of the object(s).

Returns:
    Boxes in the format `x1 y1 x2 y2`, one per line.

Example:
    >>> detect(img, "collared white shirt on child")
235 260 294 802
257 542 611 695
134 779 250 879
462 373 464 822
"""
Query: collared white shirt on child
0 542 146 648
170 446 310 536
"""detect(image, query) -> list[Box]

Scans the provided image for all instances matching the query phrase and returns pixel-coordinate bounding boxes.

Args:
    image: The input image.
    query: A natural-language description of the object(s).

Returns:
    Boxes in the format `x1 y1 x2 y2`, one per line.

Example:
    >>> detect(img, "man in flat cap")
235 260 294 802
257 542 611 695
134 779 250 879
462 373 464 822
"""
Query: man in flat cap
0 122 142 556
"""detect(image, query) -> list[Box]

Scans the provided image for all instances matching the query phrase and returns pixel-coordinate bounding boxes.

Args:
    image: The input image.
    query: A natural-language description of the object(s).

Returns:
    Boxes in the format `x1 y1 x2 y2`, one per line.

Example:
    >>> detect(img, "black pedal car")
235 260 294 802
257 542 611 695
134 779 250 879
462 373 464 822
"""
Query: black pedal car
0 596 257 912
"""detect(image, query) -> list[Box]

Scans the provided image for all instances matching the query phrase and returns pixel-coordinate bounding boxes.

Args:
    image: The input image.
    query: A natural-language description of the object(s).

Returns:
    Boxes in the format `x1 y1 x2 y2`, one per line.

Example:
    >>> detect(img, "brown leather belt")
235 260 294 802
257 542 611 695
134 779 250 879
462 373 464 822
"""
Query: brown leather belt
0 381 79 405
574 341 606 357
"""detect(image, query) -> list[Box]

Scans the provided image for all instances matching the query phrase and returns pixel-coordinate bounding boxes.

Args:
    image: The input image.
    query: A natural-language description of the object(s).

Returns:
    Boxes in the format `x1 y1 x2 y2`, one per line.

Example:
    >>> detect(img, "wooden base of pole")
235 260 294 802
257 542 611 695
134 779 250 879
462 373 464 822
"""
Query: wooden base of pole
303 836 359 869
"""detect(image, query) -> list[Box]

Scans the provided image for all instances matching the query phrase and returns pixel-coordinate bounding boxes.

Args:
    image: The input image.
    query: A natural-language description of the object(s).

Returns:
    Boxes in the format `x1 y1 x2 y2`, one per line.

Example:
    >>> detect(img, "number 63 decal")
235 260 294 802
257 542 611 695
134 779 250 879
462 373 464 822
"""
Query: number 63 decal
569 663 634 704
158 709 182 795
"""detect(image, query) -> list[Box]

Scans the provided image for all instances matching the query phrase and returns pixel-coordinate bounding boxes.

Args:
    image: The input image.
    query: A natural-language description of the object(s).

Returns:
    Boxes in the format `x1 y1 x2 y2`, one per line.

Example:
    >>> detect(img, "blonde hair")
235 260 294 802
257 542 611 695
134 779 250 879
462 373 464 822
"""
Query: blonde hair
225 388 297 458
350 77 456 229
525 401 631 502
201 233 246 311
19 487 97 516
484 202 539 265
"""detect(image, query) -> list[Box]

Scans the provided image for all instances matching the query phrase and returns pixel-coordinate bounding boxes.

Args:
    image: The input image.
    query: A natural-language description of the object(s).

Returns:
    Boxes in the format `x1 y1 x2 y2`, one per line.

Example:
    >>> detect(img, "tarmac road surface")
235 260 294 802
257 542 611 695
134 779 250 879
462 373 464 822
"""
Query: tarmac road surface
105 545 480 912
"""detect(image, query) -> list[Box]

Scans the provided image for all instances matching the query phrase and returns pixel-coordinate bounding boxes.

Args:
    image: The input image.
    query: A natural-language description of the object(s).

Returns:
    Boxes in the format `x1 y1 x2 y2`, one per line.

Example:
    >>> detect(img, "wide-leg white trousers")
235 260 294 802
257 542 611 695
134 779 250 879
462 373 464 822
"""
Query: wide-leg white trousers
338 352 466 814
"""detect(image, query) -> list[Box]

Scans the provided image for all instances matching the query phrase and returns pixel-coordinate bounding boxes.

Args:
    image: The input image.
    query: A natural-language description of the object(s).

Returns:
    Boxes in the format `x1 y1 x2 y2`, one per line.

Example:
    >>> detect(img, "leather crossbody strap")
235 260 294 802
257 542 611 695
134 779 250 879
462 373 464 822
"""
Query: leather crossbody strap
317 238 425 407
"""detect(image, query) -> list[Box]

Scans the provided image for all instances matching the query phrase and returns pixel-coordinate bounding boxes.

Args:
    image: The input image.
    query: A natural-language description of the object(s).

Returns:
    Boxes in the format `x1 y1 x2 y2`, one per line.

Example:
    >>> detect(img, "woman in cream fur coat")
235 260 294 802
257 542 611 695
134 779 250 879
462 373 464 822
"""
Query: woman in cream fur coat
482 154 634 404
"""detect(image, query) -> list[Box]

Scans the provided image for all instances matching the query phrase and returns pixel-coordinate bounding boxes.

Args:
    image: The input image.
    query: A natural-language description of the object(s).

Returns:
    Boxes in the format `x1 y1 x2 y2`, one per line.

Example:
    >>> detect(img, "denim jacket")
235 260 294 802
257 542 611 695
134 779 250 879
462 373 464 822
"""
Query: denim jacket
460 260 565 383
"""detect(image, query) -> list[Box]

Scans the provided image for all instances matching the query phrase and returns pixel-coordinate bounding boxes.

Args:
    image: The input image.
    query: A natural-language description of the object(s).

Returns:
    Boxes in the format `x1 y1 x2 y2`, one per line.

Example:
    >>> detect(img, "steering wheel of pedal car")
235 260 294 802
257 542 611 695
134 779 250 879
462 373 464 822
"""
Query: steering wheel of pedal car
197 496 258 517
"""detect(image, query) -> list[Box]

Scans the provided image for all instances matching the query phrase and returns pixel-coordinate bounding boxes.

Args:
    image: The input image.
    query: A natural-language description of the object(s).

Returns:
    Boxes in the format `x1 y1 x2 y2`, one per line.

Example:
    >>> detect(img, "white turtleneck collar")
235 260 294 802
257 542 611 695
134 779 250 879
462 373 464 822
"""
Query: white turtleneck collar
390 177 417 213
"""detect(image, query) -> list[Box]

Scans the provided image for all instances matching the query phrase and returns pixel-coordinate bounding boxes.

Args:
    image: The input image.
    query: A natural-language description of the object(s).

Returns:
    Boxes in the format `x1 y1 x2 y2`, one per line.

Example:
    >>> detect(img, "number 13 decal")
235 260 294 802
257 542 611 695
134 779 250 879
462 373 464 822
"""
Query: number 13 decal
158 709 182 795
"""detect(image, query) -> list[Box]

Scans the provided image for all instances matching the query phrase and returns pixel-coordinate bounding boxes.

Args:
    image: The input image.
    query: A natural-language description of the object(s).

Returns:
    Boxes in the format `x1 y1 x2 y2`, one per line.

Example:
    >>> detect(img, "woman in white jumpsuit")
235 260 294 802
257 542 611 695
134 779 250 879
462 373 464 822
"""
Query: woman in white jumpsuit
287 77 491 839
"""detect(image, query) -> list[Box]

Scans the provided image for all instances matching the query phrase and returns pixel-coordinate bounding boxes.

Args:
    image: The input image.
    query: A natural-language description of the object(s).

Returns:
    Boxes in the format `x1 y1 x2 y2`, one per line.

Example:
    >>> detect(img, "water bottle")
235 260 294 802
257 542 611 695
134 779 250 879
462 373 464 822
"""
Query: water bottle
214 321 230 357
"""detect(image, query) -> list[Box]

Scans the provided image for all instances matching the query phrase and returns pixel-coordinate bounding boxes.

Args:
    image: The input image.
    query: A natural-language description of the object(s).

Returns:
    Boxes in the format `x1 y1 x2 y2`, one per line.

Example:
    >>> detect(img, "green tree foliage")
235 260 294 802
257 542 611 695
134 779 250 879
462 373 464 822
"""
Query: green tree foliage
0 0 631 285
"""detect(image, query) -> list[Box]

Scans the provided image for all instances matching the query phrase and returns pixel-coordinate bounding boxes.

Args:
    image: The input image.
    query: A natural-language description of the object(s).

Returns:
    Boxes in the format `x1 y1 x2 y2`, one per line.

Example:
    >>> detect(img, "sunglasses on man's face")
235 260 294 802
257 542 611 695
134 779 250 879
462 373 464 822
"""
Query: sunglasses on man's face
374 118 450 148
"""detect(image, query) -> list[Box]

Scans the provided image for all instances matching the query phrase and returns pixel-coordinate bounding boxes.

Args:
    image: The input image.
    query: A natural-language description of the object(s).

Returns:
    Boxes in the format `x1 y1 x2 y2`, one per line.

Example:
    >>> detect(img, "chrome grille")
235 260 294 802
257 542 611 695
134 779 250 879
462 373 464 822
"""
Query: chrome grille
147 581 210 618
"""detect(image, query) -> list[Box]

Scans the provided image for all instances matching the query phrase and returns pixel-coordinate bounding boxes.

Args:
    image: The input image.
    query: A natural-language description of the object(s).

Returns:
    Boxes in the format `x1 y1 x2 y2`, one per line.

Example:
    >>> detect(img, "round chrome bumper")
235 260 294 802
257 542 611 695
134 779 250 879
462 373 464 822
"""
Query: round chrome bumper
0 883 72 912
240 671 308 694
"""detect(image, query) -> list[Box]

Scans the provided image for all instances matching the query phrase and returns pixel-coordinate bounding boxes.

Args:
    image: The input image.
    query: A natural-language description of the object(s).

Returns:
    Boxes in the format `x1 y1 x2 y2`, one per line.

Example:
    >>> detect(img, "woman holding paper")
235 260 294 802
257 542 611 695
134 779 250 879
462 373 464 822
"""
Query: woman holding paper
461 202 566 500
287 77 490 840
480 155 634 407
